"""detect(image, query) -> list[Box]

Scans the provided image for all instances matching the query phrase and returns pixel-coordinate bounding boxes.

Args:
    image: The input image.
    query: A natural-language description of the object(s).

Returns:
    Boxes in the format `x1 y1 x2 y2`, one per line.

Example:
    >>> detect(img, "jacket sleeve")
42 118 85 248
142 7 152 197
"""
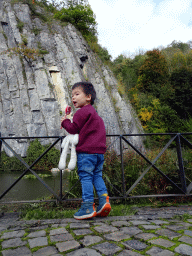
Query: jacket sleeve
62 109 90 134
61 119 79 134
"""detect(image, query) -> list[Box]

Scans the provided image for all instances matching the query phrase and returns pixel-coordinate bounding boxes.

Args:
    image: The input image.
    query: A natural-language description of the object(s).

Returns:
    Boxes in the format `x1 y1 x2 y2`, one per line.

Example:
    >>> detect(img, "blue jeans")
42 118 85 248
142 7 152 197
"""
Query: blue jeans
77 153 108 202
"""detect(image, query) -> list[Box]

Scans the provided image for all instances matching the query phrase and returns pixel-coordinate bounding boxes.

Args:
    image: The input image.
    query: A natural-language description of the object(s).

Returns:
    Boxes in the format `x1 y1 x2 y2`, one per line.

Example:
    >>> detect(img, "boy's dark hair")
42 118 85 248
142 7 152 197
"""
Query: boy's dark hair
72 82 96 105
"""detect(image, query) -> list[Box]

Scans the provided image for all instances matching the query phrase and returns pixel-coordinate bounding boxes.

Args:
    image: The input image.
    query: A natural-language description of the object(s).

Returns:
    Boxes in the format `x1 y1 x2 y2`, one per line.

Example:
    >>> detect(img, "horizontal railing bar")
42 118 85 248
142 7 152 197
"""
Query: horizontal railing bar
0 200 57 204
1 132 192 140
1 194 192 204
0 197 125 204
0 136 63 139
117 133 192 136
128 194 192 198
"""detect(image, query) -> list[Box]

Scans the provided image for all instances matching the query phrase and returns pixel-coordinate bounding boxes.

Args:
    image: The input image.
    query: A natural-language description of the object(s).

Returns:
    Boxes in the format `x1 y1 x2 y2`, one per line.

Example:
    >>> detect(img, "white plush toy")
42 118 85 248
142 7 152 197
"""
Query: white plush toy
59 105 79 171
58 134 79 171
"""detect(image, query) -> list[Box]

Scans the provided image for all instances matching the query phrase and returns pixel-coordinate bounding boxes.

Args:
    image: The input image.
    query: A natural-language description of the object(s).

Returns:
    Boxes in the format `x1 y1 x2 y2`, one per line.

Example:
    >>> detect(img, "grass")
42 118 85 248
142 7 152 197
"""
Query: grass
17 202 137 220
0 199 137 220
22 173 52 179
1 199 192 220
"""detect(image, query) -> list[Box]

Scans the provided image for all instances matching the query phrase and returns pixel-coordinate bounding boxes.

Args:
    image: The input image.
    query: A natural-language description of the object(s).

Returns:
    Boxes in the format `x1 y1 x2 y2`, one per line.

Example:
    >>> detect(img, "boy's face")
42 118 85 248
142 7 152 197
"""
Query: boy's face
72 86 91 108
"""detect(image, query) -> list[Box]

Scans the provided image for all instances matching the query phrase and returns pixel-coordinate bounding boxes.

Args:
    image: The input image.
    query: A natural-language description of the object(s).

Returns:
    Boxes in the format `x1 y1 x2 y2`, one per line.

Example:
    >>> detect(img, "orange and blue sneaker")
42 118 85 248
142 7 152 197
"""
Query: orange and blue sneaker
96 195 111 217
74 202 97 220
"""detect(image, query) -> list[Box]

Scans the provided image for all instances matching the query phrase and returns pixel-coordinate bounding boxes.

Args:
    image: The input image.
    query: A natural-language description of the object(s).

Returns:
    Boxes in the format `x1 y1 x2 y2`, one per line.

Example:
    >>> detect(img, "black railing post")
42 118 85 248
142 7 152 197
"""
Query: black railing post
0 132 2 169
176 133 187 194
60 137 63 202
120 135 126 198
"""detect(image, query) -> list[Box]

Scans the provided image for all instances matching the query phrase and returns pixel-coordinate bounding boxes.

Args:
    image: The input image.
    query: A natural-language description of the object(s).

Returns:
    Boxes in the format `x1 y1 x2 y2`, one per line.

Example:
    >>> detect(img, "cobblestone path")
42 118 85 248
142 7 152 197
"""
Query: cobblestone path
1 205 192 255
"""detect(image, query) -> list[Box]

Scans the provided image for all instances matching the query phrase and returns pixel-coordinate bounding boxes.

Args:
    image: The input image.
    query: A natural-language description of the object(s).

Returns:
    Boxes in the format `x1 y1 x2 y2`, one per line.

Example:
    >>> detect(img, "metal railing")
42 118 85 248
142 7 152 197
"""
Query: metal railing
0 132 192 203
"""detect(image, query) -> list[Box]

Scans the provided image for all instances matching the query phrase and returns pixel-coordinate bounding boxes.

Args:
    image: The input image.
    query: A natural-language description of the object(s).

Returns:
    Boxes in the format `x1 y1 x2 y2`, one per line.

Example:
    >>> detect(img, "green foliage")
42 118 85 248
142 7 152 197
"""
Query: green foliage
106 203 137 216
66 168 82 198
107 145 192 199
162 41 192 72
13 0 111 67
8 1 192 148
112 54 146 90
18 200 136 220
111 54 147 99
35 0 59 13
133 146 192 199
129 88 183 138
12 0 53 22
84 33 112 64
169 40 191 53
2 31 8 40
54 2 97 37
66 145 192 201
1 42 48 65
0 151 25 171
39 49 49 54
22 173 52 179
21 35 28 45
169 67 192 119
32 27 41 36
138 49 170 94
16 19 24 33
112 41 192 137
20 202 76 219
0 139 60 171
103 150 122 197
113 56 137 90
96 45 111 62
26 139 60 170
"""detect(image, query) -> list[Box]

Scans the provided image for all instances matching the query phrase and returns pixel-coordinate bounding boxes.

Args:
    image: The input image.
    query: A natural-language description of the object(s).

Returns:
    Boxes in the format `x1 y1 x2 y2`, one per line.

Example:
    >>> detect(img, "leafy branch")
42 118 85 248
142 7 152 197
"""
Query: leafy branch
1 43 48 64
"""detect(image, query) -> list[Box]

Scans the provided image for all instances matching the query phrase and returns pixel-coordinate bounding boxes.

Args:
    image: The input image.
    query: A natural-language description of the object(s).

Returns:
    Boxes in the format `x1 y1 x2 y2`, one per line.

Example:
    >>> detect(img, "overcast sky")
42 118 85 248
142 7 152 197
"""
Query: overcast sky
87 0 192 60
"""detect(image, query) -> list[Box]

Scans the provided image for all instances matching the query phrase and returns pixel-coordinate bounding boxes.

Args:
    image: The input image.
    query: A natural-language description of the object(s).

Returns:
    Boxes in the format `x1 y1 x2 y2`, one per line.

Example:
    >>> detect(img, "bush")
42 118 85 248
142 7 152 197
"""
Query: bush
54 3 97 37
112 54 146 90
17 19 24 33
129 88 183 139
0 139 60 171
0 151 25 171
26 139 60 170
169 67 192 119
138 49 170 93
103 150 122 197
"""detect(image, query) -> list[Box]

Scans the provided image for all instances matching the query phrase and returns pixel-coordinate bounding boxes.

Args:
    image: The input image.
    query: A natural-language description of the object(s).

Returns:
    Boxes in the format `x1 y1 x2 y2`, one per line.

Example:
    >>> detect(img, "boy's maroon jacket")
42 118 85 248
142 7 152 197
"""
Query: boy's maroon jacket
61 104 106 154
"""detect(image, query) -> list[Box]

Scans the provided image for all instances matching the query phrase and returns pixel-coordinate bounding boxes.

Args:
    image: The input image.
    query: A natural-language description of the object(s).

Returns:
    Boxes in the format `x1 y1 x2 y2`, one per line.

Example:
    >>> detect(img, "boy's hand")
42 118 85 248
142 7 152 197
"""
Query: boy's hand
60 115 67 129
61 114 67 122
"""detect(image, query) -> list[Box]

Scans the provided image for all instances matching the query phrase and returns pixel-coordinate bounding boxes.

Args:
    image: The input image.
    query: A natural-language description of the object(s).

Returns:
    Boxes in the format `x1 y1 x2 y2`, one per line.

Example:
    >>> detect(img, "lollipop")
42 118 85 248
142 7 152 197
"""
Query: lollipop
60 105 71 129
65 105 71 115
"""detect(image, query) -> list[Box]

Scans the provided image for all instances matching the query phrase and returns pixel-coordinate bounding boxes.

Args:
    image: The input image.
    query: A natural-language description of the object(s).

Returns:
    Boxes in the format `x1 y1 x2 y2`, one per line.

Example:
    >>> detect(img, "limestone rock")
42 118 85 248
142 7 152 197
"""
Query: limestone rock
0 0 144 156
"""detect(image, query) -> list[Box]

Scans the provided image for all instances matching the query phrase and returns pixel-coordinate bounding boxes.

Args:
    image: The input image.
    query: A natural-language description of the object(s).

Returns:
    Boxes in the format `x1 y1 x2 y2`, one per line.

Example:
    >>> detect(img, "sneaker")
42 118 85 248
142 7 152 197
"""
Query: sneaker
74 202 97 220
96 195 111 217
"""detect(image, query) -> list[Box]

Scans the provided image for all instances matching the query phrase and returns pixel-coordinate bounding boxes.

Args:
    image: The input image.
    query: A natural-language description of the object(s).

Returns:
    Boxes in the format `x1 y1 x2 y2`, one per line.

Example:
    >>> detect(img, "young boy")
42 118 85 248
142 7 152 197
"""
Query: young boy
61 82 111 220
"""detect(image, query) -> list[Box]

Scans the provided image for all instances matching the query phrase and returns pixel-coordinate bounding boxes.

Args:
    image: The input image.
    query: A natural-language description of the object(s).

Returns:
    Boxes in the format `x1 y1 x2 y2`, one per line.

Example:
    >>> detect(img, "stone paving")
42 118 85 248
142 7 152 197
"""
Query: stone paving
1 206 192 255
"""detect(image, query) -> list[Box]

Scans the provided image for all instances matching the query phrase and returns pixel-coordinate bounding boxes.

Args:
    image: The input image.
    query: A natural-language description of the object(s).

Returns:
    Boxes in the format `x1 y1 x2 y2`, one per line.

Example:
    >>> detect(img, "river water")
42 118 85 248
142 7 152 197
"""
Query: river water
0 170 70 202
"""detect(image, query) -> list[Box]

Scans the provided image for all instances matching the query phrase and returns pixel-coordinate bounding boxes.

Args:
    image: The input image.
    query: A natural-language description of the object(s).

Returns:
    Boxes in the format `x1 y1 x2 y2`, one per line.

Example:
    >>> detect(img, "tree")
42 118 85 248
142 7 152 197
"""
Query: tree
54 2 97 37
137 49 170 98
112 54 146 90
43 0 88 9
169 67 192 119
97 46 111 62
169 40 190 53
65 0 88 6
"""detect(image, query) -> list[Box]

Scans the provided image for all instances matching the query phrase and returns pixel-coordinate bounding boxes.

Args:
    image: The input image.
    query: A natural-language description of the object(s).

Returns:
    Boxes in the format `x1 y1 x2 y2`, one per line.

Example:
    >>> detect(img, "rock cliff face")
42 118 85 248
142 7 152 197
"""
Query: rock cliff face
0 0 143 156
